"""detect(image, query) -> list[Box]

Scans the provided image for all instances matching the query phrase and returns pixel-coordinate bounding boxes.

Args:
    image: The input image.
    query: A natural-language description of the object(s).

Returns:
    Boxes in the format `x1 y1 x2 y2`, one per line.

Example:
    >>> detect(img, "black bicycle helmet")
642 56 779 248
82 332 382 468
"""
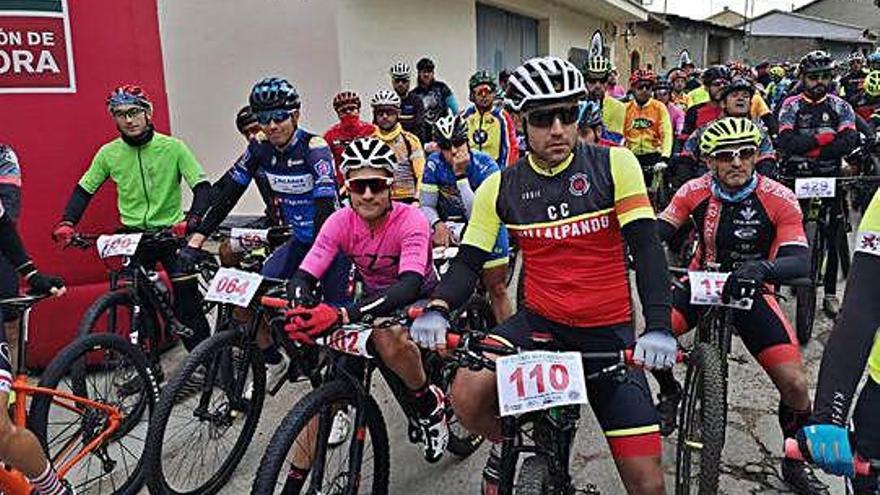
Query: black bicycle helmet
720 77 755 100
433 114 468 146
235 106 257 133
702 65 731 85
799 50 835 74
249 77 300 112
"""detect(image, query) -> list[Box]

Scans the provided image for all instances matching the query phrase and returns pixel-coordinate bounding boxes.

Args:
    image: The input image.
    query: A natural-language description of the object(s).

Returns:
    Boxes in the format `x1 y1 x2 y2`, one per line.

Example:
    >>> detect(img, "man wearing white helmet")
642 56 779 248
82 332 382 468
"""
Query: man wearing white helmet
411 56 673 494
370 89 426 205
283 137 448 476
389 61 429 143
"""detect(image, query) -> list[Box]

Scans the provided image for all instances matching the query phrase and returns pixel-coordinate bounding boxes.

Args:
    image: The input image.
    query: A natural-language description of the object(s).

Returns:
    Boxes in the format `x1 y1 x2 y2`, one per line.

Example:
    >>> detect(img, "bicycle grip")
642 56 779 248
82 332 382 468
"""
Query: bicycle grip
783 438 871 476
260 296 289 309
622 348 686 365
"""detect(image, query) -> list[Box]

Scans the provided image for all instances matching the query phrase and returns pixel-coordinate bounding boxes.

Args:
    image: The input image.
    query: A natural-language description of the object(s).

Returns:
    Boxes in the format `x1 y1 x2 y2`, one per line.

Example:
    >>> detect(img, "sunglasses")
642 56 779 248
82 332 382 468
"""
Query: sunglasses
473 87 494 98
710 80 729 88
346 177 394 195
374 108 399 117
806 71 833 81
585 78 606 85
709 146 757 162
525 105 580 128
111 107 146 119
256 109 294 125
439 136 468 150
634 84 653 91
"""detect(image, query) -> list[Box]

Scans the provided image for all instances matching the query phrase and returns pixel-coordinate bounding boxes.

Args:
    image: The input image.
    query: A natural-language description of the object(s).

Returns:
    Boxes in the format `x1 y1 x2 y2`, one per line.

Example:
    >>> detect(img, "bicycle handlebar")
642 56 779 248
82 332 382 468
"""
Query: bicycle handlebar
783 438 873 477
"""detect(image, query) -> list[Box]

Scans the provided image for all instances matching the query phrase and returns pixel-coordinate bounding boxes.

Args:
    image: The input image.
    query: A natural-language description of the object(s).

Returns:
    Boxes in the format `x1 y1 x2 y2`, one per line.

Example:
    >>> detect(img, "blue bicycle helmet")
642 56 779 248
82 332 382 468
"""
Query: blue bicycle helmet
249 77 301 112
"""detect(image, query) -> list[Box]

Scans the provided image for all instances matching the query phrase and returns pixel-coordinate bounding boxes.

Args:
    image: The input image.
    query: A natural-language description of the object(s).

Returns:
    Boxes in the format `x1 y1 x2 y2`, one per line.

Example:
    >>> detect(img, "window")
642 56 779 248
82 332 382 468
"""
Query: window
476 3 538 77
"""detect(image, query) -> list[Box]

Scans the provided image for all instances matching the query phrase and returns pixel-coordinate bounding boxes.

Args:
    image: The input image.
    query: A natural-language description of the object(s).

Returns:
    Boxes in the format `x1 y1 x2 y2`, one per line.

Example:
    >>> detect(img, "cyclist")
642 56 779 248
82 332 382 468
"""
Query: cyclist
412 57 458 141
767 64 791 109
777 50 859 317
0 196 69 495
51 84 213 352
852 70 880 125
672 78 778 188
840 52 868 106
419 114 512 324
582 55 626 147
282 137 448 473
324 91 377 187
389 61 429 144
370 89 425 205
235 106 262 141
798 188 880 494
654 78 684 139
624 69 673 193
868 51 880 72
186 77 349 388
461 70 519 166
668 69 692 112
412 56 674 495
681 65 732 140
656 117 827 494
606 67 626 99
0 144 23 372
577 99 604 145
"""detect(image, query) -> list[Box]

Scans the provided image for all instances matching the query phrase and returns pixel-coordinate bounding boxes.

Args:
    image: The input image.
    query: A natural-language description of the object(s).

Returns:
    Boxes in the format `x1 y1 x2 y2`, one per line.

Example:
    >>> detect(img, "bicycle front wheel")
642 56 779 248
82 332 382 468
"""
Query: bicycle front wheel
144 329 266 495
250 380 390 495
796 221 822 345
675 343 726 495
28 333 157 495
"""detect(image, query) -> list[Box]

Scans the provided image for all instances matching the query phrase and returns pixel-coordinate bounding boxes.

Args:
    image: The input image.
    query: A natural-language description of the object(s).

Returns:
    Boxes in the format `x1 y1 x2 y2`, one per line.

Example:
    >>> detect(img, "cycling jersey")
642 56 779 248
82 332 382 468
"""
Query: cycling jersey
606 84 626 99
324 117 377 185
300 202 437 296
228 129 338 243
624 98 673 158
671 92 691 112
601 96 626 146
461 105 519 166
666 101 685 136
78 132 207 229
373 124 425 202
659 174 807 272
682 101 722 140
412 80 458 126
461 145 655 327
0 144 22 187
852 93 880 123
400 92 429 144
687 86 709 107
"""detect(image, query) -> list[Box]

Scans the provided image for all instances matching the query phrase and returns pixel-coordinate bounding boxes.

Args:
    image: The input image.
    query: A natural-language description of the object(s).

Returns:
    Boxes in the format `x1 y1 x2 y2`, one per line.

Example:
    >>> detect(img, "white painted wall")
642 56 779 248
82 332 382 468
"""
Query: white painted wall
157 0 341 213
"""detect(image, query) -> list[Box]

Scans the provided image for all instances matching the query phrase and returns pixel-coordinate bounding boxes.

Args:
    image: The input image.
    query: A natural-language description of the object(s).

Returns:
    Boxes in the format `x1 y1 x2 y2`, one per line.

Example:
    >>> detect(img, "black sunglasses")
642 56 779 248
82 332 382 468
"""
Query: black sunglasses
256 109 294 125
439 136 468 150
525 105 580 128
346 177 393 195
806 71 833 81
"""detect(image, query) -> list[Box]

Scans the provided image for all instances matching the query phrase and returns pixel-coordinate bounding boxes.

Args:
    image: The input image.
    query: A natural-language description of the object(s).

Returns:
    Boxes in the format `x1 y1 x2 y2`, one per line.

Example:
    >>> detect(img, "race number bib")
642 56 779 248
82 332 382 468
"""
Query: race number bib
229 228 269 253
204 267 263 307
316 325 373 358
496 351 588 416
688 271 754 310
794 177 836 199
96 233 142 258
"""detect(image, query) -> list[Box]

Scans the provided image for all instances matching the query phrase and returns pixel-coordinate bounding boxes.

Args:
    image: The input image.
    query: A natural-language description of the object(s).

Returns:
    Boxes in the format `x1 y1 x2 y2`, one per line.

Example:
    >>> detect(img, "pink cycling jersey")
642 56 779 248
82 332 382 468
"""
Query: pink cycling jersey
300 202 437 295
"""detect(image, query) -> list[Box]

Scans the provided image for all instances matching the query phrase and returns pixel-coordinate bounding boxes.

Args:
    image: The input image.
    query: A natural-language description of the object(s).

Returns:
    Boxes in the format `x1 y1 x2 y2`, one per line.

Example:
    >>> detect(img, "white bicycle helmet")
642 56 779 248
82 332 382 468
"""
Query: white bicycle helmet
389 62 411 78
505 56 586 112
340 138 397 177
433 113 468 144
370 89 401 108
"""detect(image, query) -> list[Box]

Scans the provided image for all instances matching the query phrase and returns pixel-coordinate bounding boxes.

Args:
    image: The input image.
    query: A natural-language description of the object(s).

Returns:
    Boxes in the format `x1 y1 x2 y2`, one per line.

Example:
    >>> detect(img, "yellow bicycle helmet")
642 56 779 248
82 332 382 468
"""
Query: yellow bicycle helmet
699 117 762 154
865 70 880 97
769 65 785 80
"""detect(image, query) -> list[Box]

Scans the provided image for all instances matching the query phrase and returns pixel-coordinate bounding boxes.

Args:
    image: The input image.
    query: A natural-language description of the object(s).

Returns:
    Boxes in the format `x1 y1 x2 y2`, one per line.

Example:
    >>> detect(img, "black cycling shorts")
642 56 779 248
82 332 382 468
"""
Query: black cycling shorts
490 308 661 458
671 282 802 370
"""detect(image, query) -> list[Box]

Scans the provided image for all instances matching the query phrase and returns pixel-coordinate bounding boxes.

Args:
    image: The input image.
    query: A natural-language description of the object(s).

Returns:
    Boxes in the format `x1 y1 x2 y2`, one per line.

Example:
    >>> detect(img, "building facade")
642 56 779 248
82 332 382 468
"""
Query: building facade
741 10 875 63
661 14 744 70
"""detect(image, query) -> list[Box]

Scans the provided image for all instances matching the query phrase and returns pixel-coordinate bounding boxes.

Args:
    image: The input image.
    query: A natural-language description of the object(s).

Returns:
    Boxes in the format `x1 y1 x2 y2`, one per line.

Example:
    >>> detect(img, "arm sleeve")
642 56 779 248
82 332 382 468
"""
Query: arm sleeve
432 244 491 309
622 218 671 331
313 197 336 233
194 170 248 235
456 178 476 219
78 148 111 195
818 128 859 161
0 214 30 268
764 244 809 282
777 129 819 155
811 251 880 425
61 184 94 224
419 160 441 225
187 181 212 220
176 139 209 188
659 104 674 158
657 219 678 244
349 271 425 321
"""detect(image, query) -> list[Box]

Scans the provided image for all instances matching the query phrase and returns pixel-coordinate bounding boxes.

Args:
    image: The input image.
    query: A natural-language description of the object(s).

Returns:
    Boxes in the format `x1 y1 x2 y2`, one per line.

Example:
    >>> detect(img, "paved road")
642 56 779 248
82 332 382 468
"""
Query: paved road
150 268 848 494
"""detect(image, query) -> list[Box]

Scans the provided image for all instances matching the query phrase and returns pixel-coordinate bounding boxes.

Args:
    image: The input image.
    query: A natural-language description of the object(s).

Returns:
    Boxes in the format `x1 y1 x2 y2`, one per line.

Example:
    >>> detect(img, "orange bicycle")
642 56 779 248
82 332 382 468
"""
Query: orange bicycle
0 294 157 495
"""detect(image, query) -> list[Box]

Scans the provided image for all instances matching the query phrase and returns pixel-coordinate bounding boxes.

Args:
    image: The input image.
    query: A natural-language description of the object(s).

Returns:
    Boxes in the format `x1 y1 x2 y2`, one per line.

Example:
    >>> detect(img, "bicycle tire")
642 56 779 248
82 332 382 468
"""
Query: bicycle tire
28 333 157 495
250 379 390 495
437 362 483 459
79 289 164 369
144 329 266 495
675 343 726 495
513 455 550 495
796 221 822 345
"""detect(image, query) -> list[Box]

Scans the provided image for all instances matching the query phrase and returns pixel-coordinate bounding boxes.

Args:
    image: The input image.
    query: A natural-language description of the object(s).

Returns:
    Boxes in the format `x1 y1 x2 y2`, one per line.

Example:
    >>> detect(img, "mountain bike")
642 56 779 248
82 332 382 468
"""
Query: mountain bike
72 230 219 383
1 294 157 495
249 300 486 495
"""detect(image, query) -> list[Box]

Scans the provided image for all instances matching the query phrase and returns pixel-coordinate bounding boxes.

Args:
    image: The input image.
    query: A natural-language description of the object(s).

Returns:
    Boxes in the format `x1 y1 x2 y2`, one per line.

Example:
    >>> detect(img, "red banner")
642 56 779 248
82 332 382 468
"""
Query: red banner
0 0 74 93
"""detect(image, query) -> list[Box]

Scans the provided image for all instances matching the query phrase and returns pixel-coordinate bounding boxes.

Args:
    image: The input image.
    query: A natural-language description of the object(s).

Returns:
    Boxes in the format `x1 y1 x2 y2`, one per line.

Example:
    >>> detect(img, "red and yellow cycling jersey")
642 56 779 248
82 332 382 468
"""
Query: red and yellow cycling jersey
462 144 654 327
373 124 425 201
461 105 519 166
624 99 673 157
